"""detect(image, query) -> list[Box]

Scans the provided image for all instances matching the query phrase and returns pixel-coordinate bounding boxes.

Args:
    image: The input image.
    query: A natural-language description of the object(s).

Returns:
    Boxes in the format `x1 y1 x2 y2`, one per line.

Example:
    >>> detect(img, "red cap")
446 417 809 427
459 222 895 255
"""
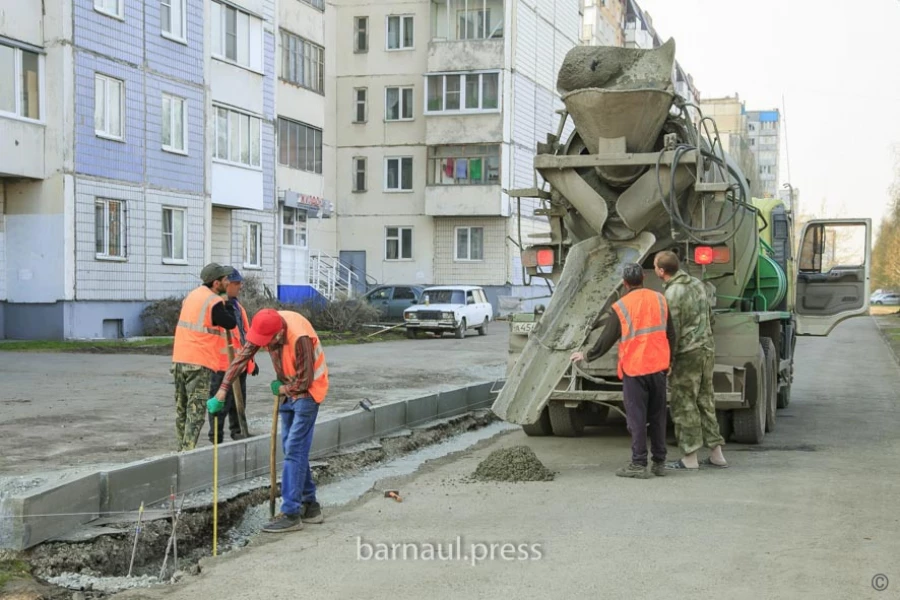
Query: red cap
247 309 284 347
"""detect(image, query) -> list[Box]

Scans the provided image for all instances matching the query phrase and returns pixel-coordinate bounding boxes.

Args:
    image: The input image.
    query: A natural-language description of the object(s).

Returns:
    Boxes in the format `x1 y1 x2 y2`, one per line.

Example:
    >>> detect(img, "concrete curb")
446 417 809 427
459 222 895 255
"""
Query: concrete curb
0 381 501 550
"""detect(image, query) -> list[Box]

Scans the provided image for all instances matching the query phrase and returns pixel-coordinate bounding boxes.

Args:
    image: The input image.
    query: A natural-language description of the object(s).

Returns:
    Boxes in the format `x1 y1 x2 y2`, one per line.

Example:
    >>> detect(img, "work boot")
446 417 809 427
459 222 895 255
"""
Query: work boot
262 513 303 533
615 463 650 479
300 502 324 524
650 461 666 477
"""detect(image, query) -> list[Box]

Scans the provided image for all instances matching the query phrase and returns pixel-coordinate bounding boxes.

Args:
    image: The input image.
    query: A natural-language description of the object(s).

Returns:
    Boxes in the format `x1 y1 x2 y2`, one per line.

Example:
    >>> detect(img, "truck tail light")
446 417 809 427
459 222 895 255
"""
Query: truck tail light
694 246 730 265
536 249 554 266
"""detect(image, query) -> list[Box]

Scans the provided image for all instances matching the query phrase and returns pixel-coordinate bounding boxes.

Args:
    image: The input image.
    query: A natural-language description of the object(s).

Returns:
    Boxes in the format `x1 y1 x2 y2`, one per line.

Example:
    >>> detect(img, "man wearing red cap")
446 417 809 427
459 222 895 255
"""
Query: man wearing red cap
210 308 329 532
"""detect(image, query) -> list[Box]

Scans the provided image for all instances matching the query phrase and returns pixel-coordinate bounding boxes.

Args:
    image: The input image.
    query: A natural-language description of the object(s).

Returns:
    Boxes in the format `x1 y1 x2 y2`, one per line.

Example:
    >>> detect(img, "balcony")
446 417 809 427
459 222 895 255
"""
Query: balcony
424 144 505 216
0 116 45 179
429 0 504 72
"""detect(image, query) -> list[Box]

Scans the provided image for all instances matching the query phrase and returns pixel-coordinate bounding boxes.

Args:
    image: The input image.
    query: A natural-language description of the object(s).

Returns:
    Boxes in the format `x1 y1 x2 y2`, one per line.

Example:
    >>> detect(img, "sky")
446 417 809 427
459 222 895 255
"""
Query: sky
636 0 900 227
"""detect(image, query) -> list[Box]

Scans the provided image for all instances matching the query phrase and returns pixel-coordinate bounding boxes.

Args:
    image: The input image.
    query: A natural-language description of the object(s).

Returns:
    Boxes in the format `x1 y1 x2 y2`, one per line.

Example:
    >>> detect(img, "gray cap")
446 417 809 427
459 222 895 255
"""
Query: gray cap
200 262 234 284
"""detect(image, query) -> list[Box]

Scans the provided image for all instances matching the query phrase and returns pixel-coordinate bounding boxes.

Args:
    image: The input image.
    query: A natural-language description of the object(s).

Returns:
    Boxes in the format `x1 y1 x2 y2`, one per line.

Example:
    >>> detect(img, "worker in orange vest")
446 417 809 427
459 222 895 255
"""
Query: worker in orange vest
570 263 676 479
210 308 329 533
171 263 238 452
206 268 259 444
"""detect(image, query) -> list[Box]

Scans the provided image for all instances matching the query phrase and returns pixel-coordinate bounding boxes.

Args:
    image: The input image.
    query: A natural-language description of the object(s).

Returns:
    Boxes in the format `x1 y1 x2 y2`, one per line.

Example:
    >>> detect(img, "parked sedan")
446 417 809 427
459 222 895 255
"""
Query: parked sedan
363 285 426 320
872 292 900 306
403 286 493 339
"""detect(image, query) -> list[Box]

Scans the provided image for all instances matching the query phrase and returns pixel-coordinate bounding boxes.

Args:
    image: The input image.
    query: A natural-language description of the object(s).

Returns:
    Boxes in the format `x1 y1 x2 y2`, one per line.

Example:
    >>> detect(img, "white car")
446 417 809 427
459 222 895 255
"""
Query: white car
403 286 493 339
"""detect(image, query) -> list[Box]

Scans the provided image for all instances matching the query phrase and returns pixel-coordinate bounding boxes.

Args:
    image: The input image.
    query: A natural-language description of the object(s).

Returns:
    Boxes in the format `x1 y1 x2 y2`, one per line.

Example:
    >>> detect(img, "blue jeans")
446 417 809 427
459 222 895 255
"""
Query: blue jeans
279 396 319 515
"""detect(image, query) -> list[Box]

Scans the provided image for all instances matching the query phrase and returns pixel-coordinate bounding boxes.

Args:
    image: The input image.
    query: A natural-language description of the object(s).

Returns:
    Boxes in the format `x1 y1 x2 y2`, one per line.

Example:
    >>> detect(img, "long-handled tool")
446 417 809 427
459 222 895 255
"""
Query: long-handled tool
159 492 187 581
269 393 280 519
127 501 145 577
213 416 219 557
225 330 249 438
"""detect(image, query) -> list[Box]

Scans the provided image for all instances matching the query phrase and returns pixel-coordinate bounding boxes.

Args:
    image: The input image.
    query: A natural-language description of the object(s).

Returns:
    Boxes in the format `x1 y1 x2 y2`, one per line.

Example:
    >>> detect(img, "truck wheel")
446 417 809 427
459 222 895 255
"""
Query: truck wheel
521 406 553 436
406 328 417 339
455 319 467 339
477 318 489 336
548 403 585 437
760 337 778 433
732 345 766 444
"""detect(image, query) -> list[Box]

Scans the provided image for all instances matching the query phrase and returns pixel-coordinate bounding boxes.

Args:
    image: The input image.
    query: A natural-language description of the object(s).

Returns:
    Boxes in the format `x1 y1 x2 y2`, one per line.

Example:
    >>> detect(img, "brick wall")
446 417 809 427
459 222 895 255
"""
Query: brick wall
433 217 507 286
144 0 205 85
211 208 233 264
231 209 277 292
144 74 205 194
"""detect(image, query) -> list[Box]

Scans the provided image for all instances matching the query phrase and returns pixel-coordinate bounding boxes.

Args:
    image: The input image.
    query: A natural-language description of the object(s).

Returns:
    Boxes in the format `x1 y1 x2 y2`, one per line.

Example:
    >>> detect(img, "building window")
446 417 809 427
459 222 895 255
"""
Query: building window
300 0 324 11
162 207 187 263
278 117 322 174
161 94 187 153
282 207 308 247
385 86 413 121
160 0 186 41
761 135 777 146
354 88 367 123
427 145 500 185
94 0 123 19
0 43 42 120
426 72 499 113
95 199 126 260
385 227 413 260
245 222 262 268
353 157 367 192
455 226 484 261
386 15 414 50
385 157 413 192
214 106 261 168
211 1 263 71
281 30 324 94
354 17 368 52
431 0 503 41
94 74 124 140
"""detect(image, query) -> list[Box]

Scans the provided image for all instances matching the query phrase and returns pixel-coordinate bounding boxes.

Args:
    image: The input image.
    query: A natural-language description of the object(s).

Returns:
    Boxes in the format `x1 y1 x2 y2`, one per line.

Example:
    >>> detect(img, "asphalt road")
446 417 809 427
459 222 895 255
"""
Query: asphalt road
114 316 900 600
0 329 507 480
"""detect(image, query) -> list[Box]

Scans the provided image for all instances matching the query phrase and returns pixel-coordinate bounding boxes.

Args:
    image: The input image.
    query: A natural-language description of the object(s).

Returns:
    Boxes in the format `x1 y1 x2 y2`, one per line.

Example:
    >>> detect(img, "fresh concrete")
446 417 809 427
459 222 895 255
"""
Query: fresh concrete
113 318 900 600
0 383 502 550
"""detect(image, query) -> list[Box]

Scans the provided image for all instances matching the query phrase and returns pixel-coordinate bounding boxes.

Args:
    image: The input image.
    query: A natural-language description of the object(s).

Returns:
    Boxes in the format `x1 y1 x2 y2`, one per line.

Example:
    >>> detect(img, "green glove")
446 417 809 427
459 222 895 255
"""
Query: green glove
270 380 282 396
207 397 225 414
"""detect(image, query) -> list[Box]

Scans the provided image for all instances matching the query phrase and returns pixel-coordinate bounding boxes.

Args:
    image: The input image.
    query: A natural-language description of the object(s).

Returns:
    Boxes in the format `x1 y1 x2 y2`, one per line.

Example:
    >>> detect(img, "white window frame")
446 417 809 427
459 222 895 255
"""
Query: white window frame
244 222 263 269
211 0 264 73
161 206 188 264
214 105 262 169
352 156 367 192
454 226 484 262
94 0 124 20
384 86 414 122
161 93 188 154
384 156 414 192
354 16 369 53
160 0 187 43
94 73 125 141
281 206 308 248
353 87 368 123
385 226 413 261
386 15 414 50
425 71 501 115
0 43 44 123
95 198 127 261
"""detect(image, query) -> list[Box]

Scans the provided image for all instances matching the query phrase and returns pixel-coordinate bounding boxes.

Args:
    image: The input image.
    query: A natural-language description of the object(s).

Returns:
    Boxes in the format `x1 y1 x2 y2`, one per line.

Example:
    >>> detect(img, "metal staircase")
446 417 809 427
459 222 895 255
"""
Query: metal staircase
308 250 359 301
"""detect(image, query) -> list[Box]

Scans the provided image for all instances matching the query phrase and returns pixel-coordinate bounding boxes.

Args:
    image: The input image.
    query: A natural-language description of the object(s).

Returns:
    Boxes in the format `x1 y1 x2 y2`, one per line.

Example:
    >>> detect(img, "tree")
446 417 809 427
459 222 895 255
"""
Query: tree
871 148 900 290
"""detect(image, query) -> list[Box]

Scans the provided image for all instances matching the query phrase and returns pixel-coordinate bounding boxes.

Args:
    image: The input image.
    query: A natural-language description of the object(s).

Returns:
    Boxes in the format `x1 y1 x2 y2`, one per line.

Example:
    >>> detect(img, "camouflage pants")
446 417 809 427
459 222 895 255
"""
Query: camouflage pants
669 349 725 455
173 363 213 452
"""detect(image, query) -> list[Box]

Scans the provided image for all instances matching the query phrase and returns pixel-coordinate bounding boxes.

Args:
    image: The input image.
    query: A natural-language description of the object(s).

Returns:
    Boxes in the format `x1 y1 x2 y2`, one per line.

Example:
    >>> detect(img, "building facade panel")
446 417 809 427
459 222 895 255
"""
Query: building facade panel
144 0 205 85
74 0 144 66
144 189 207 299
145 74 205 194
433 216 507 285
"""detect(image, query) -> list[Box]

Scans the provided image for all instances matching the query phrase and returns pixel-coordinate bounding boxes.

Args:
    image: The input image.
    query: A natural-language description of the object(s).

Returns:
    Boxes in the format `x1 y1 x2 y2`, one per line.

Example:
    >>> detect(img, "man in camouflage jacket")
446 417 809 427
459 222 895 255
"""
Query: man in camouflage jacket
654 251 728 470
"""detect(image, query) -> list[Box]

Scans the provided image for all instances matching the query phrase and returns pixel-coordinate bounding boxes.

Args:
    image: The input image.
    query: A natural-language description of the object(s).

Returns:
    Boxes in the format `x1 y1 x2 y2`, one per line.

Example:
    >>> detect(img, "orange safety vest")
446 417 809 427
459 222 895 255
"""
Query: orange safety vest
221 301 256 374
611 288 671 379
275 310 329 403
172 286 228 372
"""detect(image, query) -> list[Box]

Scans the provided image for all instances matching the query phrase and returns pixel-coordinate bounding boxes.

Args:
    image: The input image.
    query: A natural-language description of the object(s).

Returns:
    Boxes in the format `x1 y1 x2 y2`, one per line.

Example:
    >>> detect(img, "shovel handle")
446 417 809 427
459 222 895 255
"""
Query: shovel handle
269 393 279 519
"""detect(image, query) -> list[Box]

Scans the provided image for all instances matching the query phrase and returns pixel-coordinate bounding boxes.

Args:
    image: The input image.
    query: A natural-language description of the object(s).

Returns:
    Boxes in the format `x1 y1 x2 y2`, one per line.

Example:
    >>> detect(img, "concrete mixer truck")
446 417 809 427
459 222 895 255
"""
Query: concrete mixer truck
492 39 872 444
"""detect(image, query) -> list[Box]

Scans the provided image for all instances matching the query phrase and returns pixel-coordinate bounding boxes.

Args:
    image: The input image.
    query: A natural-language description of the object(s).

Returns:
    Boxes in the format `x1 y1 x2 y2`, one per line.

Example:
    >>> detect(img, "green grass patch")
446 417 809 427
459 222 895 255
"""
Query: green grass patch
0 559 31 588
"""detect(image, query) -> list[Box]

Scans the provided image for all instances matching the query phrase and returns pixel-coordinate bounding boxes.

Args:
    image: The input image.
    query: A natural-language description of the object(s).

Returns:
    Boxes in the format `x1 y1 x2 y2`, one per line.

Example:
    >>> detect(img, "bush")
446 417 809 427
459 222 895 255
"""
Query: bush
140 275 380 336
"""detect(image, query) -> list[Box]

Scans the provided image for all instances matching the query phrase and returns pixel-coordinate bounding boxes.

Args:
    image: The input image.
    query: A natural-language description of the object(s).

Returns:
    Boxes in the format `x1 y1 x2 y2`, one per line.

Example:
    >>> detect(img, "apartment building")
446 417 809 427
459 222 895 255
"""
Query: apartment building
581 0 625 47
0 0 276 340
699 95 761 198
745 109 781 198
331 0 580 306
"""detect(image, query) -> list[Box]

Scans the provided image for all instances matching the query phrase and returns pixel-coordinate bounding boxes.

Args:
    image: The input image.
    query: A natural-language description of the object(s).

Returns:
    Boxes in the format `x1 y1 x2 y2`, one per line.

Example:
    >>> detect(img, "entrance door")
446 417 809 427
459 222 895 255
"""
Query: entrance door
795 219 871 336
340 250 367 295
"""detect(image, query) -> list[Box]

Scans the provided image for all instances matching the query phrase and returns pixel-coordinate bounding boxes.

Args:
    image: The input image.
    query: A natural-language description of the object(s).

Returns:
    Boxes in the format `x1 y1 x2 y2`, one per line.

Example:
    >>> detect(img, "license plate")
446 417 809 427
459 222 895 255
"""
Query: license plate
511 322 536 334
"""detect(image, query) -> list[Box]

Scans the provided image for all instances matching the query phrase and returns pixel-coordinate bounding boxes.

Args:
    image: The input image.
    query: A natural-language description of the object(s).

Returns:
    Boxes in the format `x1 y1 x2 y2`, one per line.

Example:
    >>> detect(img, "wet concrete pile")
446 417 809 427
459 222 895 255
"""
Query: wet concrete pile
471 446 555 483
